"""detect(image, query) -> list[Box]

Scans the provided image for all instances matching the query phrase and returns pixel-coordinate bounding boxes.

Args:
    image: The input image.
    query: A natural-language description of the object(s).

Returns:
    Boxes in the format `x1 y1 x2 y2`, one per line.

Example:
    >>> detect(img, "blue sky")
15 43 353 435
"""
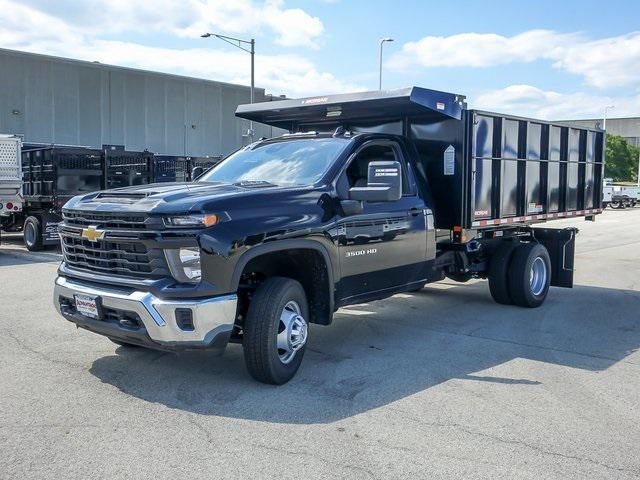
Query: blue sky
2 0 639 119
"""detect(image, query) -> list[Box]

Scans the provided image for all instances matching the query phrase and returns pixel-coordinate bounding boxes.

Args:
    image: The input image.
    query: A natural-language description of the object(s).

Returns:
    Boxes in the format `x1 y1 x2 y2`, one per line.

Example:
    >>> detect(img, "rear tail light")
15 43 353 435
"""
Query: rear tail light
6 202 13 210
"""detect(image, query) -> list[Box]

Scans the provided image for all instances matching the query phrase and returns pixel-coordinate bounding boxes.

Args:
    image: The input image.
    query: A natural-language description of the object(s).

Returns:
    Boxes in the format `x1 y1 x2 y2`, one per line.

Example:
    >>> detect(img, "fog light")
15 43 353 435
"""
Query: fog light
165 247 201 284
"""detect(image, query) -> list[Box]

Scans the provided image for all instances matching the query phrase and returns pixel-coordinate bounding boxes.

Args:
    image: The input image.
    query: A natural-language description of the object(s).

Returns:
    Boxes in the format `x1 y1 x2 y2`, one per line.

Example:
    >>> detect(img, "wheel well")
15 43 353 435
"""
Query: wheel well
238 248 332 325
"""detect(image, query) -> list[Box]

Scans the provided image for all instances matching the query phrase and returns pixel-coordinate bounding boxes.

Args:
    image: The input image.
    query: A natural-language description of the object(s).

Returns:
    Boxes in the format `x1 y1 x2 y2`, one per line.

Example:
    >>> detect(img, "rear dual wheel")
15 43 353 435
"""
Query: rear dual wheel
488 241 551 308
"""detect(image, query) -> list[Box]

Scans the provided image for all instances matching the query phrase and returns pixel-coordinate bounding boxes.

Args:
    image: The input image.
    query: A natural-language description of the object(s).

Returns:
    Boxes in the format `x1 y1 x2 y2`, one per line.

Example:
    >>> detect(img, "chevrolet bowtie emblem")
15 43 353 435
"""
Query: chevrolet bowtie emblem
81 226 105 242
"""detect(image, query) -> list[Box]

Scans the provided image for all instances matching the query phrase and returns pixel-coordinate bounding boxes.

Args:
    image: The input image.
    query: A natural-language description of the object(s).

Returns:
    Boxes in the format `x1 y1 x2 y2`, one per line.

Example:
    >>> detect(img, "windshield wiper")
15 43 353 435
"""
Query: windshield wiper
233 180 277 188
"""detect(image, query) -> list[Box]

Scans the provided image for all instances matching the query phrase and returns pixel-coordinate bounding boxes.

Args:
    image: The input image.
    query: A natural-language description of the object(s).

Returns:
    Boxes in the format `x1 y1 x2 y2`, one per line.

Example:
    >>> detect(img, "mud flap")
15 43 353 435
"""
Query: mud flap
533 227 577 288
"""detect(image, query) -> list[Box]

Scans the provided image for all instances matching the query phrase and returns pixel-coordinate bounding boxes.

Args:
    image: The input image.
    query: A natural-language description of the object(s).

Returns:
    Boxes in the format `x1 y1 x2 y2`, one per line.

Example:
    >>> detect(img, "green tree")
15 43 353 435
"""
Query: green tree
605 134 639 182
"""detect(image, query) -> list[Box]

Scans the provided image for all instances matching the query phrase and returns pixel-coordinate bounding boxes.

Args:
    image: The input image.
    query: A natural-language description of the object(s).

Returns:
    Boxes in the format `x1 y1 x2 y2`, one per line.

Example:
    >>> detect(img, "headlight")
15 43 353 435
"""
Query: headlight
164 213 218 228
165 247 201 283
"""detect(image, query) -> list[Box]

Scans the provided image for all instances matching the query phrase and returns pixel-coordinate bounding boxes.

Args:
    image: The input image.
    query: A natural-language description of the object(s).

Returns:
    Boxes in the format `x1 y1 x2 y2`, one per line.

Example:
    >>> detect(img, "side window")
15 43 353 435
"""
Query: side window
344 143 414 195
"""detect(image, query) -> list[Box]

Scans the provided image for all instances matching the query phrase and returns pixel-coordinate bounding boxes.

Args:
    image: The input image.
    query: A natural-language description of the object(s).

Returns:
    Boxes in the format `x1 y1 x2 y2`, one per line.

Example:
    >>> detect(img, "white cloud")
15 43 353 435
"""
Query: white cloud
551 33 640 89
263 2 324 48
473 84 640 119
0 0 363 97
389 30 640 89
16 0 325 49
77 41 362 98
389 30 577 68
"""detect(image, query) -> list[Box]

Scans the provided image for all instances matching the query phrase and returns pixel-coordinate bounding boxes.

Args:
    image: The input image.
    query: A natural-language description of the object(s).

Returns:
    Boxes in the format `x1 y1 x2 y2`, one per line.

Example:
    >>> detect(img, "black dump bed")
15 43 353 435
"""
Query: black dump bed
22 146 104 202
237 87 604 230
21 146 155 208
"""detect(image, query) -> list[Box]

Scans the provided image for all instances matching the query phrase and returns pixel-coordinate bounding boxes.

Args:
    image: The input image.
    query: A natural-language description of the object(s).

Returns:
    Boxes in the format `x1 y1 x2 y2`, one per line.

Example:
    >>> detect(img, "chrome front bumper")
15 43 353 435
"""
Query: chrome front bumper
54 276 237 350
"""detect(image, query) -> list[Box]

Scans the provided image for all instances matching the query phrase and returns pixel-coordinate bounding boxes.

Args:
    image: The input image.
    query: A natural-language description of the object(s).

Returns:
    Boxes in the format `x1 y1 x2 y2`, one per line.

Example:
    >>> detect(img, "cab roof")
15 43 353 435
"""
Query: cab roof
236 86 466 131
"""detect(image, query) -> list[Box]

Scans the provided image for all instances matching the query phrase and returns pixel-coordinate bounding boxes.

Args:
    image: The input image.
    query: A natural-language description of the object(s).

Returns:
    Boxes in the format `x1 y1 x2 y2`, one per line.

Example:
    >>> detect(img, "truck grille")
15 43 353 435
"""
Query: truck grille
59 211 169 279
62 211 153 230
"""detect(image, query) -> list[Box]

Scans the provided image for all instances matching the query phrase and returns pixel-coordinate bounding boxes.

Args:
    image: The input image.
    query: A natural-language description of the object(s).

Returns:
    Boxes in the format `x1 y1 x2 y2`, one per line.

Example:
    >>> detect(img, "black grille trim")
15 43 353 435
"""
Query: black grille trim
62 211 163 230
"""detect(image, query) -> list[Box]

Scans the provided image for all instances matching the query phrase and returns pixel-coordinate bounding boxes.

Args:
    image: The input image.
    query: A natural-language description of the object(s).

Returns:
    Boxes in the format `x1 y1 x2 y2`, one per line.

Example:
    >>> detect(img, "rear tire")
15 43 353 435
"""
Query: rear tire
507 242 551 308
23 216 43 251
243 277 309 385
488 241 517 305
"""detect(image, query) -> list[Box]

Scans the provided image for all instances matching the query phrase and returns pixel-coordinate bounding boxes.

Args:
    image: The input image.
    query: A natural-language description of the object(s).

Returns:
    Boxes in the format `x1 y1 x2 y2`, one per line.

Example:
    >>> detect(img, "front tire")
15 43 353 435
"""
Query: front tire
243 277 309 385
23 216 43 251
507 242 551 308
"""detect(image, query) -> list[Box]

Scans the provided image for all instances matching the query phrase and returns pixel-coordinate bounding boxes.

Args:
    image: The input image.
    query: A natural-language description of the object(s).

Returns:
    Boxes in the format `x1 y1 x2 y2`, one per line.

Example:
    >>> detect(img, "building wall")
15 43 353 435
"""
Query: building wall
560 117 640 147
0 48 280 156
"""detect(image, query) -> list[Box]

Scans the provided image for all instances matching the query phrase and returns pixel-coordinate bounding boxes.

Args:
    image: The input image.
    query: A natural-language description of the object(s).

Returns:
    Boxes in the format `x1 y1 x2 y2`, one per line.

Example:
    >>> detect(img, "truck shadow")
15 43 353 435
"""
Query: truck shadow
89 282 640 424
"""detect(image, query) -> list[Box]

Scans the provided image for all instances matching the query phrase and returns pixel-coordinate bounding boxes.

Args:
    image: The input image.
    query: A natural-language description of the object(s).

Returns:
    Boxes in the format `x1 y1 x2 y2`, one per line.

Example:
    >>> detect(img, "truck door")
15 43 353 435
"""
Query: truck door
336 140 428 300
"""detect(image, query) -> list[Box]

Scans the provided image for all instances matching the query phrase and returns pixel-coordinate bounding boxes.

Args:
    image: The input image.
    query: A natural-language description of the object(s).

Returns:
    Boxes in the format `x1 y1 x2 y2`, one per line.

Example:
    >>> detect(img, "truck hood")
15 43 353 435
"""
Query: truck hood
63 181 294 214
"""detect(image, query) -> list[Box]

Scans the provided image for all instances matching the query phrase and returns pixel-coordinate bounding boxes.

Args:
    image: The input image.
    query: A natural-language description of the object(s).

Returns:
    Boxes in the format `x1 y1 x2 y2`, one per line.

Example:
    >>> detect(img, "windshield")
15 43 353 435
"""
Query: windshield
199 137 349 186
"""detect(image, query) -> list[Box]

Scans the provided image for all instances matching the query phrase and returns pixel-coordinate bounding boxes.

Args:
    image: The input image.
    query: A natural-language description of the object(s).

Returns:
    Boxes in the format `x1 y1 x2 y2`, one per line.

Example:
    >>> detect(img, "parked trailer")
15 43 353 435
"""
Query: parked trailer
0 135 24 244
603 181 639 209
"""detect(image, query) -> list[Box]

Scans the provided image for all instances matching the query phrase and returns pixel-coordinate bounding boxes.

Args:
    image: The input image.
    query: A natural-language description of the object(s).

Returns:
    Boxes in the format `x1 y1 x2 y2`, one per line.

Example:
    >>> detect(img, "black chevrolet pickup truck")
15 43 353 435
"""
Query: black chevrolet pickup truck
54 87 604 384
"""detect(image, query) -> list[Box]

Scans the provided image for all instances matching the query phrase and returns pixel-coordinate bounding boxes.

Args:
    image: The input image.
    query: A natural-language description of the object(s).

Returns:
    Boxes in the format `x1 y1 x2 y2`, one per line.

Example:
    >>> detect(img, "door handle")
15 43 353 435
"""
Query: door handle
409 207 421 217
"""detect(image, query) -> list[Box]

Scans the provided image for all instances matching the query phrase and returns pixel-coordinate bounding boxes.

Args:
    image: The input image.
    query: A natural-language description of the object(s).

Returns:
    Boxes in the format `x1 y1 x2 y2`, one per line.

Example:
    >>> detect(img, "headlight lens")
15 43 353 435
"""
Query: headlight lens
164 213 218 228
165 247 201 283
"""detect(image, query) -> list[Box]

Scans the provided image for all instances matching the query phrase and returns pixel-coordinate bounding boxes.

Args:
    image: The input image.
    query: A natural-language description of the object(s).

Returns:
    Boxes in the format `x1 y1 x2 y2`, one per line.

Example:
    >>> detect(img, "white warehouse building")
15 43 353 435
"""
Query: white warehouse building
0 48 283 157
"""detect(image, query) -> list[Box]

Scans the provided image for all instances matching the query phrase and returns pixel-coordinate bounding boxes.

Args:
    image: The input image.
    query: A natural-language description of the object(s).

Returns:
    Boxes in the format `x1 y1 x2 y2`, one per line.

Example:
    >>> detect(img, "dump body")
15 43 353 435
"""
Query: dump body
104 147 154 190
22 146 104 205
414 110 605 230
237 87 604 231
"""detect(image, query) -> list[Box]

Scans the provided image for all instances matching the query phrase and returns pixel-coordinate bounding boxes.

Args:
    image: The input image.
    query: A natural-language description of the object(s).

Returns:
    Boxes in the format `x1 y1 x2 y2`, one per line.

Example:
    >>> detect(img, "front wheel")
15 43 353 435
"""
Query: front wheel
243 277 309 384
23 216 44 251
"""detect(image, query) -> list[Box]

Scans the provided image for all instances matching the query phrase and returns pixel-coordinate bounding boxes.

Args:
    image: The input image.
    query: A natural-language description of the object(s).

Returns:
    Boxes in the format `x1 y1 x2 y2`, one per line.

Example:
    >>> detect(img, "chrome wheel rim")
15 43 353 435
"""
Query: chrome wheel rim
530 257 547 296
25 223 35 246
276 300 307 364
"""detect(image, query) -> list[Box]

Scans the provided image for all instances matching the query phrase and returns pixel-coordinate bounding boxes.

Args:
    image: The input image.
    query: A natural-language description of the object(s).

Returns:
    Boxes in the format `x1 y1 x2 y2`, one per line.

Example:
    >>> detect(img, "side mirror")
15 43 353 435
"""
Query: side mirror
349 160 402 202
191 166 204 181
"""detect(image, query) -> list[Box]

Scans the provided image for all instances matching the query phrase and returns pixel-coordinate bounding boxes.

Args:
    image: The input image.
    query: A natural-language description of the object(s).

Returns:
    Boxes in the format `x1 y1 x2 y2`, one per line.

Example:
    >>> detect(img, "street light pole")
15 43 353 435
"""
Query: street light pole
603 105 614 131
202 33 255 141
378 37 394 90
250 38 255 107
637 148 640 187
